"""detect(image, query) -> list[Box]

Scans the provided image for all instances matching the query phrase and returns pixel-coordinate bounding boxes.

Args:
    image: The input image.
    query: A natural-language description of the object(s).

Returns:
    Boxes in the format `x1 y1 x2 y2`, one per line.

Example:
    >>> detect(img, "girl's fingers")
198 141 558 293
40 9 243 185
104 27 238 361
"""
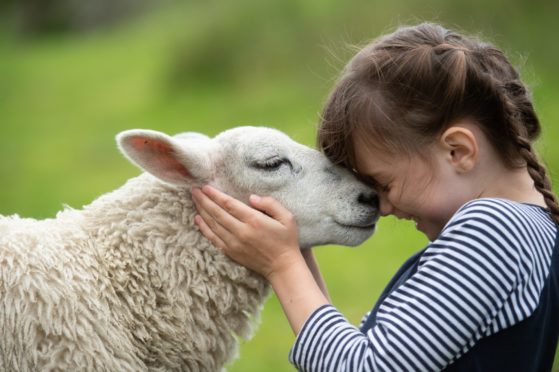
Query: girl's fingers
194 215 227 250
195 203 236 243
200 185 256 222
250 195 295 226
192 187 244 232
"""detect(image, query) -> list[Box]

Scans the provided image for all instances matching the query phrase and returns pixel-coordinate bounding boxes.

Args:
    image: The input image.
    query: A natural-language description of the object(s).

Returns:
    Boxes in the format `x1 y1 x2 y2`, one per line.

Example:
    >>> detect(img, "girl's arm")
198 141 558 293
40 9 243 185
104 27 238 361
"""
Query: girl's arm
193 187 543 372
191 185 329 334
301 248 331 302
266 253 330 334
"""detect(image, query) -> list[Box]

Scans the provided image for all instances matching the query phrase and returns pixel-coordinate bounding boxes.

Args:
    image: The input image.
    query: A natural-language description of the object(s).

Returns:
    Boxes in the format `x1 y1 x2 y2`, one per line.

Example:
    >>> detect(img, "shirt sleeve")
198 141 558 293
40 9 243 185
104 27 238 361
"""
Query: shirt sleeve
289 200 529 371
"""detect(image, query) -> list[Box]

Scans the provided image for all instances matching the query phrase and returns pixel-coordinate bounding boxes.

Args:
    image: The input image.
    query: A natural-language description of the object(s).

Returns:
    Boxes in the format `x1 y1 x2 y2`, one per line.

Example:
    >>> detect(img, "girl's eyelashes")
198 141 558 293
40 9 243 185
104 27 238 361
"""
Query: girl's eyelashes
356 173 390 192
378 182 390 192
373 180 390 193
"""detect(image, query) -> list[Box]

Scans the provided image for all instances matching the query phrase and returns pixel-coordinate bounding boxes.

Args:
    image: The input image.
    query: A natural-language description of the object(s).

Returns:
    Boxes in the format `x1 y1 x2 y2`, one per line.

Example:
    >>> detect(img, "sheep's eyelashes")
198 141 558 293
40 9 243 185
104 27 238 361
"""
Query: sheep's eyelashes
252 157 292 171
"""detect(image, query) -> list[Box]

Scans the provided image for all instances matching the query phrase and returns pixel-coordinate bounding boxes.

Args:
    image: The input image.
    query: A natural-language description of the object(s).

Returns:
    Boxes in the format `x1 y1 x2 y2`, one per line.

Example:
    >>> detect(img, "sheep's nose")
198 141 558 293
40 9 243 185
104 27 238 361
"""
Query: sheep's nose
358 192 379 209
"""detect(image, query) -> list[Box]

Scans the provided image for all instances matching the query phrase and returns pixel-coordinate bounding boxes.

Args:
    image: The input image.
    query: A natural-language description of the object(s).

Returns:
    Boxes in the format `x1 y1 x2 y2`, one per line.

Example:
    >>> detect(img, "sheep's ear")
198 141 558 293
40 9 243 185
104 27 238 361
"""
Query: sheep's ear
116 129 212 185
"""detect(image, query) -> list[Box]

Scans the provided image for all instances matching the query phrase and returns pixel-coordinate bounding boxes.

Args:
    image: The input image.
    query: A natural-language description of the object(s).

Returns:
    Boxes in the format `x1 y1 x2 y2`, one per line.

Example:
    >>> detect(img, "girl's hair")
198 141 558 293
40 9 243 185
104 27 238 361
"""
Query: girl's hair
317 22 559 224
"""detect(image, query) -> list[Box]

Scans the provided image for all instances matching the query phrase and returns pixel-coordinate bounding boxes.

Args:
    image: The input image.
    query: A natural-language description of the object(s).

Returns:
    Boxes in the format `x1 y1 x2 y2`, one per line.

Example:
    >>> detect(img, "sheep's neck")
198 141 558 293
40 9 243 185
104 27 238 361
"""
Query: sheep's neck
82 173 195 285
81 174 269 368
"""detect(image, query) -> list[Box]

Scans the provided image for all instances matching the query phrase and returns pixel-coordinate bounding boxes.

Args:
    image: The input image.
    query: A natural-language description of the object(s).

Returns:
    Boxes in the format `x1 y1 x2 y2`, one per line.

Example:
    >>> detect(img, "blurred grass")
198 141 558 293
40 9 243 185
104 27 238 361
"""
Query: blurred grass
0 0 558 371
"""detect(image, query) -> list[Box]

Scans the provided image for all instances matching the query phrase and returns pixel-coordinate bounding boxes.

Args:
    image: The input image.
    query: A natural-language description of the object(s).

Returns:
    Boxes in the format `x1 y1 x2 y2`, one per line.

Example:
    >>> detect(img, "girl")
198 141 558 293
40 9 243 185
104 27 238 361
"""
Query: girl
191 23 559 371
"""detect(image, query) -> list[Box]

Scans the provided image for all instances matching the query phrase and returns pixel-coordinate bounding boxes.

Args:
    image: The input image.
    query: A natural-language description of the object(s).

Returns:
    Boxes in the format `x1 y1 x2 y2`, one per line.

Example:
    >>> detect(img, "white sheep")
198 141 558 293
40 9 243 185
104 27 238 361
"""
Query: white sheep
0 126 378 371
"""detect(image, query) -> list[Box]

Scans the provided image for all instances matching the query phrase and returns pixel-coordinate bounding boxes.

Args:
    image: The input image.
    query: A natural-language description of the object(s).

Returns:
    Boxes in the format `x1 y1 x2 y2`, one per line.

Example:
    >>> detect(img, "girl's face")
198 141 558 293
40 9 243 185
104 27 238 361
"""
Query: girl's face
353 138 474 241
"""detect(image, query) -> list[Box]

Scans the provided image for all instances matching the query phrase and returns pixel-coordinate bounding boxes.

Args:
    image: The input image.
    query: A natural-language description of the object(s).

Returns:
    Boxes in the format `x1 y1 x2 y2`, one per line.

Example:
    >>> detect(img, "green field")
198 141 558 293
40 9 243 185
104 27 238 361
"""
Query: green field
1 1 558 370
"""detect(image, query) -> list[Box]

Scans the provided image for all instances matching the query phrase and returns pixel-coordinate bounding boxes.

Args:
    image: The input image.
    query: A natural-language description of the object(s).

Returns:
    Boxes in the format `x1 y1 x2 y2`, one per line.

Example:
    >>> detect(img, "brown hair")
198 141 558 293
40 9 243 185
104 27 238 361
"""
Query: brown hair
317 22 559 224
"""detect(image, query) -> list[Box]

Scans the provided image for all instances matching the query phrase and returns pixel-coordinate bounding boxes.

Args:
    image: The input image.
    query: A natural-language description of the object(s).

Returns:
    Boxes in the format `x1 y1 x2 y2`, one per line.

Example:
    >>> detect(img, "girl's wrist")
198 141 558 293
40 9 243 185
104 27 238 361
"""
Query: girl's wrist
267 252 330 334
266 250 305 284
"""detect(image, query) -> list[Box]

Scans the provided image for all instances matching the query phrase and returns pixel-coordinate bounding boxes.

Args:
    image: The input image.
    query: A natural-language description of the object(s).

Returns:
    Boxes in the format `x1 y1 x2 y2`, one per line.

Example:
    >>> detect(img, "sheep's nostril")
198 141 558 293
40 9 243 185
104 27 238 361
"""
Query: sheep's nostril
358 193 379 209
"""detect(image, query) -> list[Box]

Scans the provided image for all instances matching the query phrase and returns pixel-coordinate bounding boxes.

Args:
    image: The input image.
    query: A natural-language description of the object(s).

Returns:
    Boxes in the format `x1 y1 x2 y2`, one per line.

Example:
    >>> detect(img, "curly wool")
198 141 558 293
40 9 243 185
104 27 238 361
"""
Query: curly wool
0 173 269 371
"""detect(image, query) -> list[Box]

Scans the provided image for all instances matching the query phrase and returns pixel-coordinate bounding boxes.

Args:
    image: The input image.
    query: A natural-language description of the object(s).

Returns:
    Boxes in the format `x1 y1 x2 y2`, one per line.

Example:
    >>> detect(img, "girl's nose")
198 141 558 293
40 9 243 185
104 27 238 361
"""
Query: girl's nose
379 194 394 216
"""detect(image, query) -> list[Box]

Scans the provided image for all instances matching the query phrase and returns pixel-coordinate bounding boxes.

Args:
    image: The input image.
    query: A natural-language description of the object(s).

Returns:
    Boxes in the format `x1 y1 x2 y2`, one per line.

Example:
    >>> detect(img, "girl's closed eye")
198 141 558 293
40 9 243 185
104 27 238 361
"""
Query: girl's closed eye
370 178 390 193
357 173 390 193
373 178 391 193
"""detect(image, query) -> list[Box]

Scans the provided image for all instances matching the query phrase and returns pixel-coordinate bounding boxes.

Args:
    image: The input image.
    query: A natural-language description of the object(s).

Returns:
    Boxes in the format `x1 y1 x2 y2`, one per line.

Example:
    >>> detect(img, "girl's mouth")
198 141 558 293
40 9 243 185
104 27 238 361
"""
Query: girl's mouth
411 217 420 230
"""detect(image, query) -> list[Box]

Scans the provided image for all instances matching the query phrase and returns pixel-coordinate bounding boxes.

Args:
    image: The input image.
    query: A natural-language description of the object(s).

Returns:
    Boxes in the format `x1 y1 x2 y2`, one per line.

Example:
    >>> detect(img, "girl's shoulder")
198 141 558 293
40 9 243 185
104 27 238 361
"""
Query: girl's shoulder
430 197 557 265
443 197 556 236
426 197 557 291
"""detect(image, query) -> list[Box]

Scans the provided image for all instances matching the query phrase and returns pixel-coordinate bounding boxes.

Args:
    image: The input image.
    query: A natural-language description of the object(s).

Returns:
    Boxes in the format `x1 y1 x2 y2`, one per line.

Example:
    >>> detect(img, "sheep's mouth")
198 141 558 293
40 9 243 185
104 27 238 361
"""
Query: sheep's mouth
336 221 377 231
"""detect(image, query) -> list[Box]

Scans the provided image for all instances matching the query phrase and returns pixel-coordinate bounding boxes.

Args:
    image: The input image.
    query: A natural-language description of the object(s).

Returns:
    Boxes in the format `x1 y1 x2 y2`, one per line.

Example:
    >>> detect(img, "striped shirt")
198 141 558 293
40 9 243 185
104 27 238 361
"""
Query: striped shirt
289 198 559 371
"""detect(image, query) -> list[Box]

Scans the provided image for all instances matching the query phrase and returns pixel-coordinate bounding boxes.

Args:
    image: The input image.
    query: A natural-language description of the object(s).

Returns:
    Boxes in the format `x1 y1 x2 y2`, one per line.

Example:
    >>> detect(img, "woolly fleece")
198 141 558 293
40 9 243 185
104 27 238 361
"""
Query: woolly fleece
0 174 268 371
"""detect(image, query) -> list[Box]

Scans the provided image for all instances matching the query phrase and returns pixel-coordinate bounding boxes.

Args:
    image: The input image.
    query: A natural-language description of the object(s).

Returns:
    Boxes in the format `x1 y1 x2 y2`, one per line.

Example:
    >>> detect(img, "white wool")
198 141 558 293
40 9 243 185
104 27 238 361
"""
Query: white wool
0 127 378 371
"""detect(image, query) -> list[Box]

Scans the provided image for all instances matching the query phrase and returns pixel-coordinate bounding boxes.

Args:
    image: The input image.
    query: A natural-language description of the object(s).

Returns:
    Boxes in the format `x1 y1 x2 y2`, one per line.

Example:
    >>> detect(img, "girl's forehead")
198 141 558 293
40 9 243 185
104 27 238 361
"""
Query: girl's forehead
353 134 435 176
353 139 401 175
353 135 403 164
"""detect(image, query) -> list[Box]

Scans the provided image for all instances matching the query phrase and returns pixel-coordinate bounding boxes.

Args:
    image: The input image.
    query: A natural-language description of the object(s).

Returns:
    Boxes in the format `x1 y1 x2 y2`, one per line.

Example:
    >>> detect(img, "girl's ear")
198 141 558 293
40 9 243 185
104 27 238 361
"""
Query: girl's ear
440 125 478 173
116 129 212 185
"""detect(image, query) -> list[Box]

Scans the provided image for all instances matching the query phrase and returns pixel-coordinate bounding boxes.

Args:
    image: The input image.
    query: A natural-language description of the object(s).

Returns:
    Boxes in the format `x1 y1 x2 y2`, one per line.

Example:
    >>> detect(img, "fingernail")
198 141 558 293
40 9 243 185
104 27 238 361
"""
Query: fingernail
249 194 261 203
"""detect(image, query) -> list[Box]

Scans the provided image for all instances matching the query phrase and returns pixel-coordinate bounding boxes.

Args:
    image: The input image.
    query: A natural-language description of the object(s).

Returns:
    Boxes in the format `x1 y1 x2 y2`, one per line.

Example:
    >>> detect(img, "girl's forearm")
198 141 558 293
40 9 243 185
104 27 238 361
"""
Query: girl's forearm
268 255 330 335
302 248 331 302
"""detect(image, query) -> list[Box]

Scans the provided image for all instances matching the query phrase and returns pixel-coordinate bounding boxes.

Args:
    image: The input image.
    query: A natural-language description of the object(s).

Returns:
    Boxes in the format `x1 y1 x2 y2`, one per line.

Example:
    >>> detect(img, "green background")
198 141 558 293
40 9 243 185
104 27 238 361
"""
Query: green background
1 1 558 370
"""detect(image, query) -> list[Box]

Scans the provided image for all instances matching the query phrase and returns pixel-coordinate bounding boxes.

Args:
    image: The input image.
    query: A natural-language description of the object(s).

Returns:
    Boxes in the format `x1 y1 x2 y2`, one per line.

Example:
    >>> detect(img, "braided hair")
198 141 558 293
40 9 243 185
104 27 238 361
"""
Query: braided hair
317 22 559 224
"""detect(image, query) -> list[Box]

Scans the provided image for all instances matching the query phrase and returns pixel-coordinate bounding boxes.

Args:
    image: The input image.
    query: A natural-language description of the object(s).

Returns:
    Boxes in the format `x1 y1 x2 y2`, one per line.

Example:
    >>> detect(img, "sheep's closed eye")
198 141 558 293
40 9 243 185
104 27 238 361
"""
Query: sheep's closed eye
252 156 292 171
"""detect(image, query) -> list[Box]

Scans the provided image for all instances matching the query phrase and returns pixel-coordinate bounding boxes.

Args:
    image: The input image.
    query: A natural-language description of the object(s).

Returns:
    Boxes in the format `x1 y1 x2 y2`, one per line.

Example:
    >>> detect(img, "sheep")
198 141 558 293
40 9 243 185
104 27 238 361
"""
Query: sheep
0 126 379 371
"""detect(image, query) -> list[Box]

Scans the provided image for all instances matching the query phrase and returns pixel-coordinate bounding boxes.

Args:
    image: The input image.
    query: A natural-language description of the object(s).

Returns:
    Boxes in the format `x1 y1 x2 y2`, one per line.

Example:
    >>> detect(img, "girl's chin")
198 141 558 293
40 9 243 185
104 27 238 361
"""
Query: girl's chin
424 227 443 242
414 218 422 232
411 219 440 241
415 221 436 241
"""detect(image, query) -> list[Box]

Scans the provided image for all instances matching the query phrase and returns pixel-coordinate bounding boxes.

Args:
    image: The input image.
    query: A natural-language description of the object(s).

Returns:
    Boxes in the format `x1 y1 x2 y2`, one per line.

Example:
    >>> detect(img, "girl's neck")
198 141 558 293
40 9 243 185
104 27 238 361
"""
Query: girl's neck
480 167 545 207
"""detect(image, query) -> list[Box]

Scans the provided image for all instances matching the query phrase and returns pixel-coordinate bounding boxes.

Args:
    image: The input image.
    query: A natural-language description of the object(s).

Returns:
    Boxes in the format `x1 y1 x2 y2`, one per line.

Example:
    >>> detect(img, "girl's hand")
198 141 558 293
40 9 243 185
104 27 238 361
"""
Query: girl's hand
191 185 302 281
192 185 330 334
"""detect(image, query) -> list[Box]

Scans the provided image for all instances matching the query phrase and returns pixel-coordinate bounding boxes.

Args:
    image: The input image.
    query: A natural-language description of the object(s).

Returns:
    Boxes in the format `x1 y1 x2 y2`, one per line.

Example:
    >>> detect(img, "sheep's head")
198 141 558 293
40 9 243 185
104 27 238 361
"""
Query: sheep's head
117 127 379 248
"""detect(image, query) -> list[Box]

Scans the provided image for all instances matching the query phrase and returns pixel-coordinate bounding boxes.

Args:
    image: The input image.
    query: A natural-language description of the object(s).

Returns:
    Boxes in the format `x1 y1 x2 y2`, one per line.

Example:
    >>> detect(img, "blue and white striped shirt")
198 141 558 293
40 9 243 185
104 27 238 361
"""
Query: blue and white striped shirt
289 198 559 371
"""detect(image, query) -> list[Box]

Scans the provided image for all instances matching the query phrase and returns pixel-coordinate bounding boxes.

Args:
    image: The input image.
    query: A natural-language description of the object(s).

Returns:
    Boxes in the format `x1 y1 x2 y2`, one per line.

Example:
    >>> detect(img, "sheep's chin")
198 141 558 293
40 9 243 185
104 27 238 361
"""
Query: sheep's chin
335 223 376 247
299 223 376 248
335 221 377 230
